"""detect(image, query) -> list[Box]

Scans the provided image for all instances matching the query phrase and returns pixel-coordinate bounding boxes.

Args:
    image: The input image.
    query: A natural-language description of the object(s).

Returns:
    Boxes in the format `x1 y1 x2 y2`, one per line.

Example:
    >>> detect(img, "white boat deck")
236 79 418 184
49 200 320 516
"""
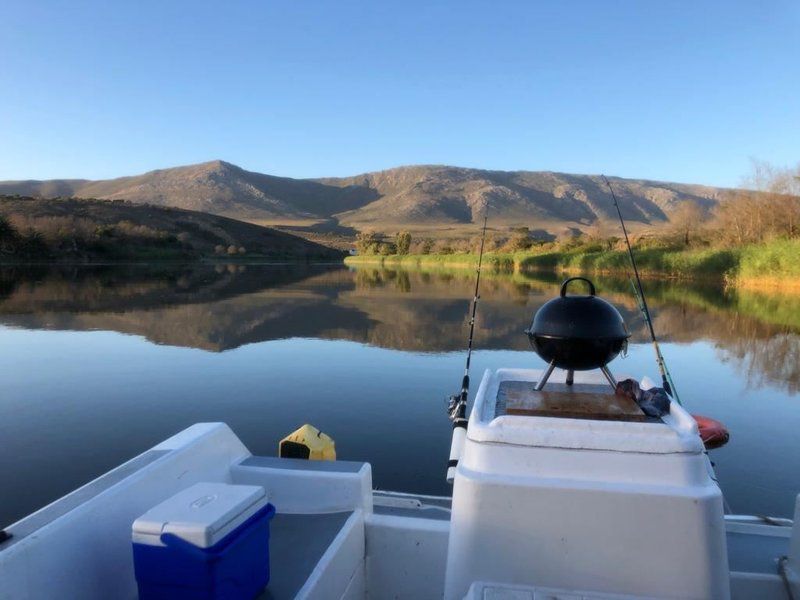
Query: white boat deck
1 419 798 599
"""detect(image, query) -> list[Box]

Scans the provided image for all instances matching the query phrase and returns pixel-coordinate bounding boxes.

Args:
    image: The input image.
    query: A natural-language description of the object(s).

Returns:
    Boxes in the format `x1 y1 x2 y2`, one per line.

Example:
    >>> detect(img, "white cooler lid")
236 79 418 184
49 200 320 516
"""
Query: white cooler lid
132 482 268 548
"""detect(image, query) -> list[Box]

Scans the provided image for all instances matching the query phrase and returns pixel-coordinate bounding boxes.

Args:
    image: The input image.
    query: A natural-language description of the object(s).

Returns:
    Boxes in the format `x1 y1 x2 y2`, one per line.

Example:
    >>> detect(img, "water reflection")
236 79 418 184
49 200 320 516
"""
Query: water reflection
1 264 799 392
1 263 799 524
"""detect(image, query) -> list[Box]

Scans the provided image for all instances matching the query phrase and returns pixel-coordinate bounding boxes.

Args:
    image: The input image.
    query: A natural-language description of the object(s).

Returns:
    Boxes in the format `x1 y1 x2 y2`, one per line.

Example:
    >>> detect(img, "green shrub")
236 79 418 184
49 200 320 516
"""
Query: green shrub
395 231 412 255
379 242 397 256
737 239 800 280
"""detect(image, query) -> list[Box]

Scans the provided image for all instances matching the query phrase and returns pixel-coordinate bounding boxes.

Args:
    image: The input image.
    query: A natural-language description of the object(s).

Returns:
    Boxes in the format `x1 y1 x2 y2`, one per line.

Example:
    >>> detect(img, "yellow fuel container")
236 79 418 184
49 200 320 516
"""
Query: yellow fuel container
278 424 336 461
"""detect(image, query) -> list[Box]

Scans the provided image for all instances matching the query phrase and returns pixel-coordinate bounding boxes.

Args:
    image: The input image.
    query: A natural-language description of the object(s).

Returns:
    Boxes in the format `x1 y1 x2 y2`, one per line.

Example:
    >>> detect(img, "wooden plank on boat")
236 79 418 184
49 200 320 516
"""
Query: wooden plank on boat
498 380 646 421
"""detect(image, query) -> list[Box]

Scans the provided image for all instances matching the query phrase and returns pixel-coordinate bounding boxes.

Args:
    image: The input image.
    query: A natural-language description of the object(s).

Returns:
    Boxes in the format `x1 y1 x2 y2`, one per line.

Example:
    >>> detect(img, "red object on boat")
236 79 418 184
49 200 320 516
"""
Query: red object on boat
692 414 730 450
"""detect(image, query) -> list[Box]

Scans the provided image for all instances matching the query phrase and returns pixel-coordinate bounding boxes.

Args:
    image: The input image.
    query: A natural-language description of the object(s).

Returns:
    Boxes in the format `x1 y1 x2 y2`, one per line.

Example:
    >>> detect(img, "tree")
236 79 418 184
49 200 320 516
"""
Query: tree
0 216 17 242
355 231 381 254
669 204 707 247
395 231 412 255
482 234 502 252
586 220 618 250
435 240 455 254
712 160 800 245
750 160 800 238
0 216 19 255
19 229 47 257
507 227 531 251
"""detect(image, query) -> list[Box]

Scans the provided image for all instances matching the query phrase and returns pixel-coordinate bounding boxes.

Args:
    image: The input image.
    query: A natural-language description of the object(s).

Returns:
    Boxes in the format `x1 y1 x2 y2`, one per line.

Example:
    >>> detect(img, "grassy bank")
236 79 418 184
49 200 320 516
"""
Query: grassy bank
345 239 800 288
345 252 513 270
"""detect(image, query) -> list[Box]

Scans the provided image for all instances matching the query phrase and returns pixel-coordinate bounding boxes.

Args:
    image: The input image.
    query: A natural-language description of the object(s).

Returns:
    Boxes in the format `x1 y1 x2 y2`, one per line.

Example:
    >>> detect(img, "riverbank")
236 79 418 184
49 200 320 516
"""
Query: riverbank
344 239 800 290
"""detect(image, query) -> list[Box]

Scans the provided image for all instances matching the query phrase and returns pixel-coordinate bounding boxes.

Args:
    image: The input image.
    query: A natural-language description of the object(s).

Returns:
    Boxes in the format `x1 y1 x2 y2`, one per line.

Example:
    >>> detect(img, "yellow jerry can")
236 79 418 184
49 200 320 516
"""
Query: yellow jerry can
278 424 336 461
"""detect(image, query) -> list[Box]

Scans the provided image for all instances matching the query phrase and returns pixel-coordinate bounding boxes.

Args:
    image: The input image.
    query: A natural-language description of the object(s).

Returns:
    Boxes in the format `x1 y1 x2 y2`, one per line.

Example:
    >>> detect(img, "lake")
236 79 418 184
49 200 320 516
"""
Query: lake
2 262 799 528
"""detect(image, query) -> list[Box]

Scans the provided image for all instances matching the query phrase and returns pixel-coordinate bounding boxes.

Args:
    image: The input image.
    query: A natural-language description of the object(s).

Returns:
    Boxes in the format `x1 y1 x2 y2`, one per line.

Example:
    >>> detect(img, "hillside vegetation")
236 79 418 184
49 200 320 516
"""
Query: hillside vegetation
0 196 343 262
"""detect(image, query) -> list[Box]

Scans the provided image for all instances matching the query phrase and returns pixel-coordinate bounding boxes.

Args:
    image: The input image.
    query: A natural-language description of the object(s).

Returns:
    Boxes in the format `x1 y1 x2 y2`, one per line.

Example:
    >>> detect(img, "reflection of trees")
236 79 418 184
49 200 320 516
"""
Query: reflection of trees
354 268 412 294
649 302 800 393
0 263 336 313
397 271 411 293
2 264 800 392
344 268 800 393
720 334 800 394
340 269 548 351
0 264 358 351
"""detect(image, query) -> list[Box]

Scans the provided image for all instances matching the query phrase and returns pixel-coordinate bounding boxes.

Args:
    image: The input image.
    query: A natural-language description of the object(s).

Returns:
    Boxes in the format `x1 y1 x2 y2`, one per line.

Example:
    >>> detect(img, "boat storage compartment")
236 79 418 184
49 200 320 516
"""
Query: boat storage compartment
444 368 730 600
132 482 275 600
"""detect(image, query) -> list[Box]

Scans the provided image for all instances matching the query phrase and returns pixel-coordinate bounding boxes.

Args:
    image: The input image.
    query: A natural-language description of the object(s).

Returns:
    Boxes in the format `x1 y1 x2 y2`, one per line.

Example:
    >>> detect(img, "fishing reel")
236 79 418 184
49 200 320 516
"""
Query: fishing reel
447 394 461 420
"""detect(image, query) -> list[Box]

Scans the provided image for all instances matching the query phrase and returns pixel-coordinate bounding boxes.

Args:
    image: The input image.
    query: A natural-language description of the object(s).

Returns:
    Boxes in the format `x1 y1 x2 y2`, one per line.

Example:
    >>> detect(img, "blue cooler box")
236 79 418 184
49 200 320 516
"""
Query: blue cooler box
132 482 276 600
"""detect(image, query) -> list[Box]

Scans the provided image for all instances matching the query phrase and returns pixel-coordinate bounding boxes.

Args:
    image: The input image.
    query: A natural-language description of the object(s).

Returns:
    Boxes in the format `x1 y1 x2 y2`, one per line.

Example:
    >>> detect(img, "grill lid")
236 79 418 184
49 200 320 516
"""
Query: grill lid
526 277 629 341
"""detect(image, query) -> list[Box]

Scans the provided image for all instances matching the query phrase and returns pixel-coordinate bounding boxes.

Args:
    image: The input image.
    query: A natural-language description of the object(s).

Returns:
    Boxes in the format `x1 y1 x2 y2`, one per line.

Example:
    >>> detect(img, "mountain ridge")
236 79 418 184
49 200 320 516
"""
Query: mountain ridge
0 161 733 234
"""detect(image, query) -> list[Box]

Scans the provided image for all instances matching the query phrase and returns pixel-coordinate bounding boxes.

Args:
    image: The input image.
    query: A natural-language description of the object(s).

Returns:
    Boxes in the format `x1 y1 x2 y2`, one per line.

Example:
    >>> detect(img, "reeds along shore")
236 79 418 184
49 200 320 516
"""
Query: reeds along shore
344 238 800 291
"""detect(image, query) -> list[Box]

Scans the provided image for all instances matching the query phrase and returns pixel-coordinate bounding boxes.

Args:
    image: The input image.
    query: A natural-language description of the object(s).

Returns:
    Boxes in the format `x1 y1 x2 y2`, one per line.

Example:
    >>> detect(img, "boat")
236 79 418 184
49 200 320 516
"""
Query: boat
1 280 798 599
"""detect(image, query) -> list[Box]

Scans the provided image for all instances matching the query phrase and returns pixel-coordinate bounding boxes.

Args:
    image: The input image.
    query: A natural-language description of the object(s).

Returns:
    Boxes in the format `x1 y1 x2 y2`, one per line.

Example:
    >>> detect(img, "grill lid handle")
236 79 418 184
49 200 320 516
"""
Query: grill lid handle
560 277 596 297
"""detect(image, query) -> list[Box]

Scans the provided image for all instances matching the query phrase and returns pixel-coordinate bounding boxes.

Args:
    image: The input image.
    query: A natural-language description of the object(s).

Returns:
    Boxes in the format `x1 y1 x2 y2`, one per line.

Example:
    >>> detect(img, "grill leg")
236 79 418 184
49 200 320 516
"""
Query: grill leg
566 369 574 386
535 361 556 391
600 366 617 390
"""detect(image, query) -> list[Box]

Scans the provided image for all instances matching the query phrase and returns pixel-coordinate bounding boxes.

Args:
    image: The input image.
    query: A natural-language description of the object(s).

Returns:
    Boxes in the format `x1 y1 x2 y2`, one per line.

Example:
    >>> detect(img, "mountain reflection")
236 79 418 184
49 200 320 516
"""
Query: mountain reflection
1 264 799 392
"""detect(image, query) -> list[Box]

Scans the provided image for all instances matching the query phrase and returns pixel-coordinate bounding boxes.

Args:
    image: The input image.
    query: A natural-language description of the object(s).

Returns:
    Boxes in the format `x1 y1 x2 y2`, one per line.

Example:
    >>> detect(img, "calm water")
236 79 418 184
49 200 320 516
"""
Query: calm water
2 263 800 527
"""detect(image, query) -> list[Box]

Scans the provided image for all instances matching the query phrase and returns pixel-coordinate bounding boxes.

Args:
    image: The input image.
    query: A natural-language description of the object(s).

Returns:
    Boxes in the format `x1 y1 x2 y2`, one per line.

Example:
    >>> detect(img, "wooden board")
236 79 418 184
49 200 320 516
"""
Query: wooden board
497 380 646 422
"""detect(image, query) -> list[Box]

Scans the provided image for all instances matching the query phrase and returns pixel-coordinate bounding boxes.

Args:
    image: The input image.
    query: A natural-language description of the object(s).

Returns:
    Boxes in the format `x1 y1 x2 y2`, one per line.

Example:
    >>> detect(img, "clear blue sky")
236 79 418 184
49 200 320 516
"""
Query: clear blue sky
1 0 797 187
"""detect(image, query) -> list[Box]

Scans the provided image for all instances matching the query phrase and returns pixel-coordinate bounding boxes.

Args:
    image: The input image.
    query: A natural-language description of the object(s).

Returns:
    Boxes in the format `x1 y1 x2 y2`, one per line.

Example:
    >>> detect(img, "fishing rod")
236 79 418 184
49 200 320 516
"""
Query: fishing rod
446 211 489 483
602 175 682 405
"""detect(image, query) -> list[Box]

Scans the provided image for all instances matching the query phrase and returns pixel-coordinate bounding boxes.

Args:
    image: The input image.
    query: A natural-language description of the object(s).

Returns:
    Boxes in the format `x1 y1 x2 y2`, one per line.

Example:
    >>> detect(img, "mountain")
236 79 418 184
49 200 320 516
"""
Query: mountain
0 161 731 234
318 166 725 230
0 161 376 225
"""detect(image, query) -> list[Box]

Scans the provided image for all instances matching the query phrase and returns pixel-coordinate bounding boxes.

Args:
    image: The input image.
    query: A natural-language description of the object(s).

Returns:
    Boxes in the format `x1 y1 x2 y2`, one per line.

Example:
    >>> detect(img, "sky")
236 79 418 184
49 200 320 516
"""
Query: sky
0 1 798 187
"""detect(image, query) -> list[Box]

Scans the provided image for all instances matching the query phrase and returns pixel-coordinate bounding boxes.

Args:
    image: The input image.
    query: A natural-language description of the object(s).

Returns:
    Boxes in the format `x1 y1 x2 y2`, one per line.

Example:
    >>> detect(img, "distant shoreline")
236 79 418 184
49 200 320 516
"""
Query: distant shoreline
345 240 800 291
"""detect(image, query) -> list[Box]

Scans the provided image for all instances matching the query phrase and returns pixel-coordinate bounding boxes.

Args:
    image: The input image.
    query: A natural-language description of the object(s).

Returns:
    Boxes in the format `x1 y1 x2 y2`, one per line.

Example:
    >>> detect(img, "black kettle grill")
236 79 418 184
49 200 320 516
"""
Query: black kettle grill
524 277 630 390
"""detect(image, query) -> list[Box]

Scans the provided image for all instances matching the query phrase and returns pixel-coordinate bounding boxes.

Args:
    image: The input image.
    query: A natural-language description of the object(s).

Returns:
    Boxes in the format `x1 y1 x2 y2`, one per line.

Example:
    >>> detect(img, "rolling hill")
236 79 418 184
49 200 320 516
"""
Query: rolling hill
0 195 343 261
0 161 731 235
